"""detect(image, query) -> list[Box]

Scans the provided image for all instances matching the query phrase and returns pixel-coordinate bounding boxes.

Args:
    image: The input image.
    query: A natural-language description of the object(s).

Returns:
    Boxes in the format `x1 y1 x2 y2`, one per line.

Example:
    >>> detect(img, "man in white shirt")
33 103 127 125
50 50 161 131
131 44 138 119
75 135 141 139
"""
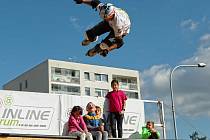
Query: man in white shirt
73 0 131 57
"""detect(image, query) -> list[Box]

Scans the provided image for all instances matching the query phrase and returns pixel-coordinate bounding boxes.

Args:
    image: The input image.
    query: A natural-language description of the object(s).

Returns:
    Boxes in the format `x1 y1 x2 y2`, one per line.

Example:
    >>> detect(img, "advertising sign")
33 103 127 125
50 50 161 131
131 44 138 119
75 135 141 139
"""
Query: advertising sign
0 90 60 135
0 90 145 138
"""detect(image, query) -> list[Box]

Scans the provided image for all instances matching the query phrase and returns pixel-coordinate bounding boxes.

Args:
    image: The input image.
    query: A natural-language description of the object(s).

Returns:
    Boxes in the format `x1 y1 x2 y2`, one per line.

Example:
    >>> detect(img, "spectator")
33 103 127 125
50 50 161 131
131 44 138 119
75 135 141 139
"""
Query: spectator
68 106 93 140
105 79 127 138
95 106 111 137
141 121 160 139
83 102 108 140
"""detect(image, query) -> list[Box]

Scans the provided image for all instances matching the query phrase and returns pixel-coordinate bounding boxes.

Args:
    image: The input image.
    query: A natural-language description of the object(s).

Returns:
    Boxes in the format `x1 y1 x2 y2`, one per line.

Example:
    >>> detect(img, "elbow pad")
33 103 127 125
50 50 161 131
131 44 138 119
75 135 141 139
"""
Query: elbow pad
90 0 101 9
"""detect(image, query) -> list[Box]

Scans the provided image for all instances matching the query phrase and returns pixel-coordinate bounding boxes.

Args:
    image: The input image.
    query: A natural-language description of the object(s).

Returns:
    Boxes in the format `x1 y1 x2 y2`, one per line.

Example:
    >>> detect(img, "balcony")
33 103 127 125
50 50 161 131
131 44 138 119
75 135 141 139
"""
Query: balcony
51 74 80 84
119 82 138 90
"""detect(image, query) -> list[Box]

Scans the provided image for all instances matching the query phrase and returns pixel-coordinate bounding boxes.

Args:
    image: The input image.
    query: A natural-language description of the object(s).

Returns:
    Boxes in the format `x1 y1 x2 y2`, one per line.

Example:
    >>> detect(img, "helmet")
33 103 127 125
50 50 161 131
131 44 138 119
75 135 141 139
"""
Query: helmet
99 3 115 19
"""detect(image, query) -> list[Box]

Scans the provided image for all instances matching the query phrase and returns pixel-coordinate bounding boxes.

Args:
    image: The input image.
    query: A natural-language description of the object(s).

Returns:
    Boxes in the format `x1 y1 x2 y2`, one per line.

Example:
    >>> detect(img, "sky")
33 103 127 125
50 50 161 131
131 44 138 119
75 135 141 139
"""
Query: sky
1 0 210 139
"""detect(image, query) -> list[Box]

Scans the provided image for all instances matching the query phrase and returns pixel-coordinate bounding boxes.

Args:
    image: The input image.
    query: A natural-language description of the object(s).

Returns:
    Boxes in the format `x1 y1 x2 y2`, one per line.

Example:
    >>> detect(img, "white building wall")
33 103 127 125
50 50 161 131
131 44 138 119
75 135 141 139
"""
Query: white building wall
4 59 141 99
3 61 49 93
48 59 140 98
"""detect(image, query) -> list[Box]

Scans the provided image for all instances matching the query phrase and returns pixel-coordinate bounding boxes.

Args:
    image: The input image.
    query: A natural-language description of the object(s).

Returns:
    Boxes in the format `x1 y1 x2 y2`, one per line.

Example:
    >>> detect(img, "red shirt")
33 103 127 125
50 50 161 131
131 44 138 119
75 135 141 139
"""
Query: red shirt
106 90 127 112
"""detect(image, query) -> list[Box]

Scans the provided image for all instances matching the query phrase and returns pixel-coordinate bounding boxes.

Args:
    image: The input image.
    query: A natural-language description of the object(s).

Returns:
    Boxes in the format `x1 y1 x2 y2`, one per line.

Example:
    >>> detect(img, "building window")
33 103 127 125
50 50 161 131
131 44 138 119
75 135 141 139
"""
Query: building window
51 84 61 91
67 86 80 93
95 73 108 82
71 70 80 77
113 76 138 90
51 84 80 95
51 67 80 84
19 83 22 91
55 68 61 74
85 87 90 96
95 88 109 97
125 91 138 99
25 80 28 89
84 72 90 80
101 74 108 82
95 74 101 81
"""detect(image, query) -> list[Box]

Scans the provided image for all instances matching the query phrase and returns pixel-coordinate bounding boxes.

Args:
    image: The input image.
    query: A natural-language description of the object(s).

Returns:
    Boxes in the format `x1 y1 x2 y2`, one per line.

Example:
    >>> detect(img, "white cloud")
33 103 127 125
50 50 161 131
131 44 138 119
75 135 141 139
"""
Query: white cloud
69 16 83 32
69 16 96 34
141 64 170 99
199 33 210 47
180 19 199 31
141 43 210 117
200 33 210 42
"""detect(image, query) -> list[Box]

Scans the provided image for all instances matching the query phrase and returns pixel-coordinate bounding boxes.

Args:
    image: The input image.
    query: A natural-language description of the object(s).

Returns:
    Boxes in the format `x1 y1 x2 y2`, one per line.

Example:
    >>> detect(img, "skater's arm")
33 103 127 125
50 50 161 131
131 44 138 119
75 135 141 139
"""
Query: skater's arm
73 0 101 9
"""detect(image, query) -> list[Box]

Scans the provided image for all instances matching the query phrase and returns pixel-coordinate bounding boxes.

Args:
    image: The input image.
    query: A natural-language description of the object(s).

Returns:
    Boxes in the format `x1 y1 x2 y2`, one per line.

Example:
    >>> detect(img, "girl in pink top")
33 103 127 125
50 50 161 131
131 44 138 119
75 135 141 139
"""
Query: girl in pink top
106 80 127 138
68 106 93 140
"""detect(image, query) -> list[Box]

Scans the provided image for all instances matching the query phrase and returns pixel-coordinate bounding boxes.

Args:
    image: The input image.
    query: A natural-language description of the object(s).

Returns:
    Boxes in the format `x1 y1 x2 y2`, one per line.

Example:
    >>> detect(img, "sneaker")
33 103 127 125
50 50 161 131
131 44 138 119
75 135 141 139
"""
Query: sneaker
81 36 98 46
82 39 91 46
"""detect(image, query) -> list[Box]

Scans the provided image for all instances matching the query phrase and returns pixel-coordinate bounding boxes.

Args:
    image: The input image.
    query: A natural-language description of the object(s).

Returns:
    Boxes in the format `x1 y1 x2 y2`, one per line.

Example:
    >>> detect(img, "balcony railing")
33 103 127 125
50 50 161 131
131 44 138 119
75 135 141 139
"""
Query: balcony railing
51 90 80 95
51 74 80 84
119 82 138 90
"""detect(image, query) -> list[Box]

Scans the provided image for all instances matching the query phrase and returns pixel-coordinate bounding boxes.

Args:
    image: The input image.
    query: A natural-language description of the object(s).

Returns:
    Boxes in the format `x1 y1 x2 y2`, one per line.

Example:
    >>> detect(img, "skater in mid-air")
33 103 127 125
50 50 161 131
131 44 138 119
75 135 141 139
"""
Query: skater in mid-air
73 0 131 57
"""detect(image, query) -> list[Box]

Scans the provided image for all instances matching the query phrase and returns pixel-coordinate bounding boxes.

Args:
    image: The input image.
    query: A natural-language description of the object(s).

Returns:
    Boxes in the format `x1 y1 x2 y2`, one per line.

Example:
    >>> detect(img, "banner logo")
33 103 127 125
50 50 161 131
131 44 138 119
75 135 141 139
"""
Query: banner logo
0 96 54 130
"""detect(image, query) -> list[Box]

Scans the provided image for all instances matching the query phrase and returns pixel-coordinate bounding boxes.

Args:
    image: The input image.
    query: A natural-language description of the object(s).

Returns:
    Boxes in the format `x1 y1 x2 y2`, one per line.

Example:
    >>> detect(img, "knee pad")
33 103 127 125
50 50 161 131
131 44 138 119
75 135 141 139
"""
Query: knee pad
101 38 124 48
114 38 124 48
102 39 113 47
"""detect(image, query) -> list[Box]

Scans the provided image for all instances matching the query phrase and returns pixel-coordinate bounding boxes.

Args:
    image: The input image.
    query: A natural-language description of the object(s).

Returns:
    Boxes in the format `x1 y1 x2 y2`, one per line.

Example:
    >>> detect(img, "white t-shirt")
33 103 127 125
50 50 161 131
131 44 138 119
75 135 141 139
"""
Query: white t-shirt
97 3 131 37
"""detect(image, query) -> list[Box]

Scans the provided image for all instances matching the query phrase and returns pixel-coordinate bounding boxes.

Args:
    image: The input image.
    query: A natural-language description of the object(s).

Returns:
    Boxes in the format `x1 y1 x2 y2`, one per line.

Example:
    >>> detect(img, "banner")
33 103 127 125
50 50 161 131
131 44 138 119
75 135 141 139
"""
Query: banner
123 99 145 138
0 90 60 135
0 90 145 138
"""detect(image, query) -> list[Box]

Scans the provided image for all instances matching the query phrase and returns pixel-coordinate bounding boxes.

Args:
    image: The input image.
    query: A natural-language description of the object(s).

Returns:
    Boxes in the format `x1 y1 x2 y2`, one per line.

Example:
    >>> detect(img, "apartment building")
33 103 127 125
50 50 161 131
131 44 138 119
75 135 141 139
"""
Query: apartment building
3 59 141 99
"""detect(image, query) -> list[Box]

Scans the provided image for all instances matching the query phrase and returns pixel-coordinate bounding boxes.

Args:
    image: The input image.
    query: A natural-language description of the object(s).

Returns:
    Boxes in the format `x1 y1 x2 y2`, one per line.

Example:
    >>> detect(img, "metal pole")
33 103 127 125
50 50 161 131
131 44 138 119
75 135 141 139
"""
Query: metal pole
170 66 179 140
169 63 206 140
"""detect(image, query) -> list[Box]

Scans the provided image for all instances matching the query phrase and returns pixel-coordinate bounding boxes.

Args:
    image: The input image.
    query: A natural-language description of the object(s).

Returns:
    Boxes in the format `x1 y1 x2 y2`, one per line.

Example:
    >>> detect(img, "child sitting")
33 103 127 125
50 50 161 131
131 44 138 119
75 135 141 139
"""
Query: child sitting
141 121 160 139
83 102 108 140
95 106 111 137
68 106 93 140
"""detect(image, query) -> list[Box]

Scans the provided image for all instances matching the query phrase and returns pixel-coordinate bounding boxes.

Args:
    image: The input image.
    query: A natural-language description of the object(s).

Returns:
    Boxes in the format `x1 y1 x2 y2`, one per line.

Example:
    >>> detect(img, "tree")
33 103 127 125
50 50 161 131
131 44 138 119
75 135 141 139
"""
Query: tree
190 131 207 140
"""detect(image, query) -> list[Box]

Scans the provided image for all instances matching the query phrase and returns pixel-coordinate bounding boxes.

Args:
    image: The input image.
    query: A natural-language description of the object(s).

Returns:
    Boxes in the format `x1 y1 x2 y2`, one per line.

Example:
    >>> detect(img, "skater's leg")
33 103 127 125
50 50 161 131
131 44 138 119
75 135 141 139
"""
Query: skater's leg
82 21 112 46
86 43 102 57
99 34 125 57
96 30 114 57
81 32 98 46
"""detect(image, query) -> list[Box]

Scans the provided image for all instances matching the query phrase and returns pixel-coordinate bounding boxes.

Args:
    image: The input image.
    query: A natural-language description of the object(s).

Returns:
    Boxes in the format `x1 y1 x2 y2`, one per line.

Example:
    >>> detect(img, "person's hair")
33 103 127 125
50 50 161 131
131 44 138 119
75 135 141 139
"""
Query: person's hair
146 121 154 128
71 106 83 115
111 79 119 86
96 106 101 111
86 102 95 111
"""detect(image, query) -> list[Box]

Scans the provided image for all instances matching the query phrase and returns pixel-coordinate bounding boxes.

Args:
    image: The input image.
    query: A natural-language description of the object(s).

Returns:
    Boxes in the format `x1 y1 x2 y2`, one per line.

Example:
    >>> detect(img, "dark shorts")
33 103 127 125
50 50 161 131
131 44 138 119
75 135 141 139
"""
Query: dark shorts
86 21 125 48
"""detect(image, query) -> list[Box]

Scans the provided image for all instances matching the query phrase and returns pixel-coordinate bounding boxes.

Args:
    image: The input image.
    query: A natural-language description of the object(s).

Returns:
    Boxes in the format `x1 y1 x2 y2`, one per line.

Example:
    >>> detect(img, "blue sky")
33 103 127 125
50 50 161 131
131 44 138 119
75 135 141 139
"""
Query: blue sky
1 0 210 139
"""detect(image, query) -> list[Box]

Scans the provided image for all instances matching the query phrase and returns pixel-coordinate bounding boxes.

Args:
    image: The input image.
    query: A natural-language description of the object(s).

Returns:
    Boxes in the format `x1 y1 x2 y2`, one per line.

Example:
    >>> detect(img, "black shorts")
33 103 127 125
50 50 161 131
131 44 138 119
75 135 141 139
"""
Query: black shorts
86 20 125 48
86 20 113 41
